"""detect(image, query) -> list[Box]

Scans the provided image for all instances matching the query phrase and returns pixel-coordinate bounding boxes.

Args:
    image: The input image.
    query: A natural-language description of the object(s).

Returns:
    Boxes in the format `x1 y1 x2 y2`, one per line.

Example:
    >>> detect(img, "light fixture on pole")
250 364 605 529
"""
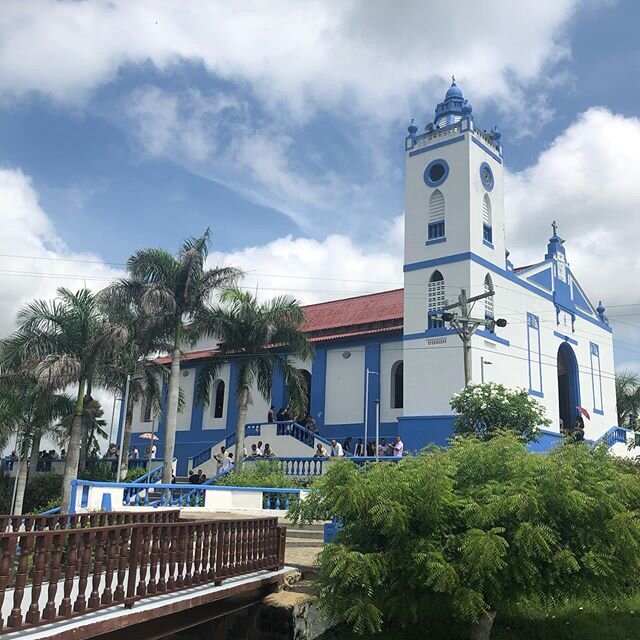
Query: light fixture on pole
481 357 493 383
363 369 379 449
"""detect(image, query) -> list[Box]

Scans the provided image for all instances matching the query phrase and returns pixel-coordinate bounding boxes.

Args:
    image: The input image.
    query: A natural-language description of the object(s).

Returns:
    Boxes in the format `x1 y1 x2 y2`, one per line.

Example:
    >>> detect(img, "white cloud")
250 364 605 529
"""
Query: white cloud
0 0 583 121
0 168 121 338
506 107 640 309
209 216 404 305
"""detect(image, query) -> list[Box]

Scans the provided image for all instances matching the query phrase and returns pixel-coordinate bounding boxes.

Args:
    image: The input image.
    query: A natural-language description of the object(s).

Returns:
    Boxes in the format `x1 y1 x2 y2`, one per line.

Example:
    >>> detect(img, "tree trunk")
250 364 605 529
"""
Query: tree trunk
470 610 496 640
119 392 135 481
12 457 29 516
162 322 182 486
234 384 250 473
29 432 41 478
61 380 86 513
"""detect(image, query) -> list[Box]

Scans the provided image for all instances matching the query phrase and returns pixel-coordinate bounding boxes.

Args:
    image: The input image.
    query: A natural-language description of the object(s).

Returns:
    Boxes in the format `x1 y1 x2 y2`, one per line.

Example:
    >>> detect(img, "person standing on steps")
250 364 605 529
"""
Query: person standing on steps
393 435 404 457
330 439 344 457
267 405 276 423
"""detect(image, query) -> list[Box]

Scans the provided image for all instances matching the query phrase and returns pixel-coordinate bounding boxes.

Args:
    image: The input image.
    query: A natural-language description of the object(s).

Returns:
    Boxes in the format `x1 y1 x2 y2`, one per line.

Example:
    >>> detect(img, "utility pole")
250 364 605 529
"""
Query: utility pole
439 288 507 386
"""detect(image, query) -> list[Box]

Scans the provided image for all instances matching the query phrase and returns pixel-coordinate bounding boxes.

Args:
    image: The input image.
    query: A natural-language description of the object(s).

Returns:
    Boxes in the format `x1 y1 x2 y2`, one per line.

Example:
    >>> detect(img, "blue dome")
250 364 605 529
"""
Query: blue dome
445 82 463 99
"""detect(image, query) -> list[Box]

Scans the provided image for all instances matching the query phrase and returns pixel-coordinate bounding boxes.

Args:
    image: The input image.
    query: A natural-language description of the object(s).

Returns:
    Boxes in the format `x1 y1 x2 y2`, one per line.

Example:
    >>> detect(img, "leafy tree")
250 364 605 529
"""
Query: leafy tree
97 298 169 480
103 229 240 485
450 383 549 442
290 435 640 640
1 288 127 512
0 370 73 514
615 370 640 428
194 287 313 472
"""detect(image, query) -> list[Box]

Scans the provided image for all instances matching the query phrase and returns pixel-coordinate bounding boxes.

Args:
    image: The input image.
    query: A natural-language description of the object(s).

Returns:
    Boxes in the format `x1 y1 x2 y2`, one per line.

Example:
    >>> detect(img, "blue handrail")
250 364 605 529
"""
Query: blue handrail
592 426 630 448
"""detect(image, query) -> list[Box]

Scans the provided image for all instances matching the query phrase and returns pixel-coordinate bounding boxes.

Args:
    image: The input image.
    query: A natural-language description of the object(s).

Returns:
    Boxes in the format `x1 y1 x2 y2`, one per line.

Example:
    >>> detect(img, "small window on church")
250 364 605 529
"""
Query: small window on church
484 274 494 321
142 395 152 423
212 380 225 419
428 270 445 329
482 194 492 245
391 361 403 409
428 190 445 240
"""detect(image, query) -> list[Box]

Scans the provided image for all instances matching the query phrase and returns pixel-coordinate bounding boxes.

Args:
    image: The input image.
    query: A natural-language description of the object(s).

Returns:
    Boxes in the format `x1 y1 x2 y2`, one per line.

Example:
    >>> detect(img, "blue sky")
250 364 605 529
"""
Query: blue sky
0 0 639 372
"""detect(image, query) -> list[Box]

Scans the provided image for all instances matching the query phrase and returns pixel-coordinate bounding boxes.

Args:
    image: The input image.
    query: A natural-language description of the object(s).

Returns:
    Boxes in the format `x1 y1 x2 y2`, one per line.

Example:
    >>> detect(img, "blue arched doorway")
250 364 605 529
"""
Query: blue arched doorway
557 342 580 432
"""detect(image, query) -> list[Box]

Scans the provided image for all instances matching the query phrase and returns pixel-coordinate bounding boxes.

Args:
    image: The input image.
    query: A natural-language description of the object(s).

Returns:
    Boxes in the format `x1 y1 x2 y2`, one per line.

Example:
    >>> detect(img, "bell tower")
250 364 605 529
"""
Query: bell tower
401 79 507 417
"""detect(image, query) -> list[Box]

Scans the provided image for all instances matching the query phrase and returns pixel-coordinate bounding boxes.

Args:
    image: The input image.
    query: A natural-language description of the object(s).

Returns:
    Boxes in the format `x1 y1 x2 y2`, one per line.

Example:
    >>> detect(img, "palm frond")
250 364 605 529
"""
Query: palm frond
194 358 225 407
127 248 178 285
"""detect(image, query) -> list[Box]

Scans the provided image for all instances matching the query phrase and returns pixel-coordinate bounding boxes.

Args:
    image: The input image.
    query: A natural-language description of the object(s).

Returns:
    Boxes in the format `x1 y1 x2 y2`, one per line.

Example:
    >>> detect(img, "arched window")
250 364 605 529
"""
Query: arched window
482 194 492 244
213 380 225 419
428 270 445 329
484 274 494 320
391 361 403 409
428 189 445 240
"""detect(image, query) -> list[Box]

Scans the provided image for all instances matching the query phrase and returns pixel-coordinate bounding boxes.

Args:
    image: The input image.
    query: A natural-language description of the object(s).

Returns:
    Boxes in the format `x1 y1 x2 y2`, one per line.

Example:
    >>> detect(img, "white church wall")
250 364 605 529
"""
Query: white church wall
244 379 271 424
404 137 474 267
324 347 365 425
380 341 404 423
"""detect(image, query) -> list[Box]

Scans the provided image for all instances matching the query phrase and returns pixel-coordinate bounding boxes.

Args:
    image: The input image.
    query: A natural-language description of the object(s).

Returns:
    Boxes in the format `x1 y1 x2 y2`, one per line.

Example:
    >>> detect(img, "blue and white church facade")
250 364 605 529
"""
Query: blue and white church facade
122 81 619 472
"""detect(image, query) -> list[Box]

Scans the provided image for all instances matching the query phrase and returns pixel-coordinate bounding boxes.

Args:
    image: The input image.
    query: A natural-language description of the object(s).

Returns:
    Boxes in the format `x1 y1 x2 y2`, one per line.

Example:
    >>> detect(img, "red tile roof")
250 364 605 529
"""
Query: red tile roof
301 288 403 333
153 289 404 364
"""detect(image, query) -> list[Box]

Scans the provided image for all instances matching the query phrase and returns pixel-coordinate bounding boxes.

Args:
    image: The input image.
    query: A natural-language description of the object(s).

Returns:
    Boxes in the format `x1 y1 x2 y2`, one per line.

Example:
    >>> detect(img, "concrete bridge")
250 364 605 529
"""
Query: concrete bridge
0 511 292 639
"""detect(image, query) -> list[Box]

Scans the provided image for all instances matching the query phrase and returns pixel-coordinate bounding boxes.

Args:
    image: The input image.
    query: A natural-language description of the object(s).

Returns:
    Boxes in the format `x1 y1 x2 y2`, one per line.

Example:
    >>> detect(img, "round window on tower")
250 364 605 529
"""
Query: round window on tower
480 162 494 191
423 159 449 187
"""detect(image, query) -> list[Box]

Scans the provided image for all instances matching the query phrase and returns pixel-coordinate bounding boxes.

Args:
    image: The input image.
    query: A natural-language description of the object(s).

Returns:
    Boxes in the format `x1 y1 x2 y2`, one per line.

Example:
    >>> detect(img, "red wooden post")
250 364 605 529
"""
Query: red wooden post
43 533 62 620
167 525 178 590
148 525 160 594
0 536 17 630
26 533 47 624
114 528 129 602
74 530 94 613
89 530 105 609
126 525 142 605
102 529 117 605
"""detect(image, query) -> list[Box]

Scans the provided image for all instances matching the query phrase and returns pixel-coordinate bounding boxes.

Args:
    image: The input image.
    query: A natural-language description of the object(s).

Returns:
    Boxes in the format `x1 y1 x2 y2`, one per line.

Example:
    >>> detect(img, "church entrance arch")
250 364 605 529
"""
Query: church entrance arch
557 342 580 433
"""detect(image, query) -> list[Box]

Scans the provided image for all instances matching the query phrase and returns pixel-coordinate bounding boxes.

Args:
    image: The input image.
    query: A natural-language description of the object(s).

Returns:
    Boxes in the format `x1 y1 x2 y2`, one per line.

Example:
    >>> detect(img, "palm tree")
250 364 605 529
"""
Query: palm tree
0 369 73 515
102 229 240 484
194 288 314 473
1 288 127 512
97 301 170 481
615 370 640 427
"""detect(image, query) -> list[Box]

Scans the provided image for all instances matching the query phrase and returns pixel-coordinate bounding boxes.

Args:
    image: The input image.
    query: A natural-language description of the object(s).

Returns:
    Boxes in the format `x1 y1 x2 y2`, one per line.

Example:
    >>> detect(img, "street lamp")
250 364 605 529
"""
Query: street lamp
481 357 493 383
363 369 379 451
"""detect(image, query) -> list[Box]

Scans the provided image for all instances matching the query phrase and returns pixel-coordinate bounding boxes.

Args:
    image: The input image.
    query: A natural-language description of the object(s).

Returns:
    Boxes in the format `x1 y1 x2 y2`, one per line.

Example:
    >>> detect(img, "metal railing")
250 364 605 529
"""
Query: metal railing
0 515 285 633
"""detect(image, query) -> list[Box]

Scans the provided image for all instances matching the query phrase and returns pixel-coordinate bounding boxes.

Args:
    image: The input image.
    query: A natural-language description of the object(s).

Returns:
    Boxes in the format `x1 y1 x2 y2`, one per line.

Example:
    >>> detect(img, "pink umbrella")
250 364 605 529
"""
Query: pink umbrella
576 406 591 420
139 433 160 440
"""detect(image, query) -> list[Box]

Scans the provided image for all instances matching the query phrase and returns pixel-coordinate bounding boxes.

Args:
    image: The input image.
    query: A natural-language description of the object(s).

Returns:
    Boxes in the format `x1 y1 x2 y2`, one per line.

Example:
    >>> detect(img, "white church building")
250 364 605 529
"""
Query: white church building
123 81 618 473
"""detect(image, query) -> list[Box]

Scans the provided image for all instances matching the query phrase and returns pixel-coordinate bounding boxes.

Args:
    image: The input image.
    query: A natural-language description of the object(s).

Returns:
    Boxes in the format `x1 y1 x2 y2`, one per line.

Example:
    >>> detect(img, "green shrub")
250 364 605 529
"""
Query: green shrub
124 466 147 483
79 460 117 482
23 472 63 514
214 460 307 488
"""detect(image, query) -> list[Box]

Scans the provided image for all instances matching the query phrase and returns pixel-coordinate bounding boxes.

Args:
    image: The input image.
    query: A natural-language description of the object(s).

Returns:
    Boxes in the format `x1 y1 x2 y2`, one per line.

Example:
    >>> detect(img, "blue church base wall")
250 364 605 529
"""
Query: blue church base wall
527 429 564 453
397 415 455 452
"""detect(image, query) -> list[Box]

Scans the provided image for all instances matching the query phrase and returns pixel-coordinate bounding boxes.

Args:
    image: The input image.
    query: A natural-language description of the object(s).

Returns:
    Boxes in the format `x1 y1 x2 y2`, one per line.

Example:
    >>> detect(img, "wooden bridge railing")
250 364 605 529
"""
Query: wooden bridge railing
0 510 181 533
0 516 285 634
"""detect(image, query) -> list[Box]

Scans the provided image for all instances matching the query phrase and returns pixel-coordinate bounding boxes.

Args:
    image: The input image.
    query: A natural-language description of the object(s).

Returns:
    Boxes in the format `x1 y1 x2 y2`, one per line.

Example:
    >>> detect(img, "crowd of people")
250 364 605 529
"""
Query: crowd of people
314 435 404 458
267 405 318 434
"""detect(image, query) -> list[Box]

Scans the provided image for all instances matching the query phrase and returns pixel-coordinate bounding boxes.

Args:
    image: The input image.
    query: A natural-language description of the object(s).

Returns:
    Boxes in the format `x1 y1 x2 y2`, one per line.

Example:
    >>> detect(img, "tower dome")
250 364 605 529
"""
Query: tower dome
434 76 471 128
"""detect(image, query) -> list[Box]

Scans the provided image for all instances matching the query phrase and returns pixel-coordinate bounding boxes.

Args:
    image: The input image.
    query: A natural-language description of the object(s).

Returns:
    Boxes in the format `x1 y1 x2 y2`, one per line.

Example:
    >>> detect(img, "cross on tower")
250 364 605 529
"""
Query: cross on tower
551 220 558 236
451 74 456 84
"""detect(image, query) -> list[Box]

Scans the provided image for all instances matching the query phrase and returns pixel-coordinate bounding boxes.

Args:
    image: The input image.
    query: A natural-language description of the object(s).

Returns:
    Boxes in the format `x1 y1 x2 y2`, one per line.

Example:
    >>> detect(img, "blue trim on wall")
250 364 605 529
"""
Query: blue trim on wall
593 408 604 416
529 389 544 398
553 331 578 346
271 366 286 414
483 239 494 249
409 135 465 157
528 429 564 453
404 251 612 333
480 161 495 191
426 237 447 246
528 268 552 291
475 329 510 346
404 327 455 341
423 159 450 187
526 312 543 396
310 347 327 427
571 281 591 311
397 415 454 451
472 136 503 164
